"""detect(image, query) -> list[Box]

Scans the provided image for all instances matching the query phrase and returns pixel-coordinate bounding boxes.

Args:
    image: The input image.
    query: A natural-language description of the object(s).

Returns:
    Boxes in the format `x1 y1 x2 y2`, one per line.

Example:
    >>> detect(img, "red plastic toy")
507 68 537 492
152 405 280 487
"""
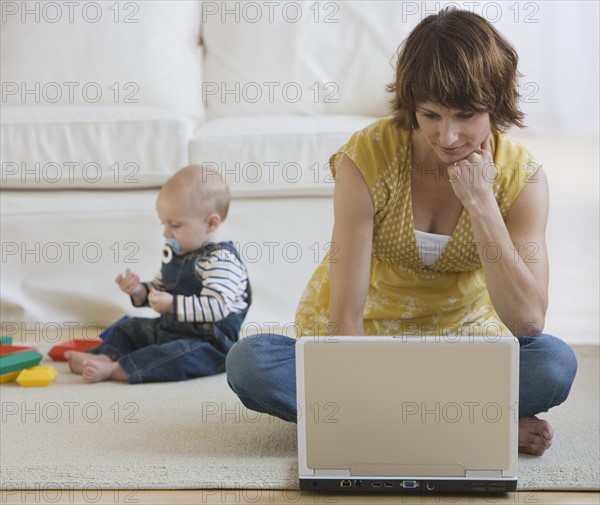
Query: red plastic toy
48 339 101 361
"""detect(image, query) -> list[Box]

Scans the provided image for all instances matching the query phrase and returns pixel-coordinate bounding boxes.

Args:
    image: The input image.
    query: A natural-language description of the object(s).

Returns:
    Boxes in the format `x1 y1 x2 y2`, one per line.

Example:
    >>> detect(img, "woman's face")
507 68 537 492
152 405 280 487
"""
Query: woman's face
415 102 491 163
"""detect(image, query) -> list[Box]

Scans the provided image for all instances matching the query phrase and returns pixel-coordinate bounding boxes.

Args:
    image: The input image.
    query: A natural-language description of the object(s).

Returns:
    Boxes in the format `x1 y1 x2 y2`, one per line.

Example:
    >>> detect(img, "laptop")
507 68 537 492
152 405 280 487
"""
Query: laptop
296 335 519 494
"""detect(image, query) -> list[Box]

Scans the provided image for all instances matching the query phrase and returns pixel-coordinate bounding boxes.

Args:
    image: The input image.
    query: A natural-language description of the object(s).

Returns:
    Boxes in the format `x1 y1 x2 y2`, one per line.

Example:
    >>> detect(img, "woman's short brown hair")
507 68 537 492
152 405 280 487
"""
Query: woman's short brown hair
387 8 525 132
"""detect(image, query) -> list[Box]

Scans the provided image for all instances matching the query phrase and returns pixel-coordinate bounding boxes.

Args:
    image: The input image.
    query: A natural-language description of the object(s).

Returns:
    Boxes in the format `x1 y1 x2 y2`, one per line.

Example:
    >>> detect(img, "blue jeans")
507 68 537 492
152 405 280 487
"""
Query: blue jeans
88 317 230 384
226 333 578 423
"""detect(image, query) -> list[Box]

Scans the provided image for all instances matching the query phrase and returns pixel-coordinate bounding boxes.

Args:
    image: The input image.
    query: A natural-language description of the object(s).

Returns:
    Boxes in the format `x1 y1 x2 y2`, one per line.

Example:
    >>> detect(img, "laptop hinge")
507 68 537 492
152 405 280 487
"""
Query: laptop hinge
465 470 503 478
314 469 351 477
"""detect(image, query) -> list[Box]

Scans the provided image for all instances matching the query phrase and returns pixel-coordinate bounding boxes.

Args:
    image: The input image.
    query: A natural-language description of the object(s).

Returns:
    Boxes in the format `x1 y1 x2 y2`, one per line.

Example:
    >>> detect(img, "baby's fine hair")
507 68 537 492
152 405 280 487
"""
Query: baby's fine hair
164 165 230 221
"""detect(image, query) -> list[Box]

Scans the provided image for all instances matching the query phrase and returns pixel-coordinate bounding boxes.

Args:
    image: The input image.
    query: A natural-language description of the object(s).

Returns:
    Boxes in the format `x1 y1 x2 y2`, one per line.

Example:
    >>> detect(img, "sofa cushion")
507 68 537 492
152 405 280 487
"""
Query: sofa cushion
202 1 411 119
189 115 375 197
0 189 162 327
1 106 194 189
1 0 203 118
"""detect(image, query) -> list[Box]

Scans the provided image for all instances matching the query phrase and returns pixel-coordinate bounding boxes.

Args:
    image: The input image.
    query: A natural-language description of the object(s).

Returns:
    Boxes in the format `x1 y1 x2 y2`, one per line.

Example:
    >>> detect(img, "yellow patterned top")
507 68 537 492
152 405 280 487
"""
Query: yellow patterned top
295 117 541 337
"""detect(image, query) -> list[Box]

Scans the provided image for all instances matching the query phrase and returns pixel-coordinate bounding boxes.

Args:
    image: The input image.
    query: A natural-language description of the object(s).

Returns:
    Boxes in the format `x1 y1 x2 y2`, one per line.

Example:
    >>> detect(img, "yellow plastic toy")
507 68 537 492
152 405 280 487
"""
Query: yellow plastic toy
0 371 20 383
16 366 58 387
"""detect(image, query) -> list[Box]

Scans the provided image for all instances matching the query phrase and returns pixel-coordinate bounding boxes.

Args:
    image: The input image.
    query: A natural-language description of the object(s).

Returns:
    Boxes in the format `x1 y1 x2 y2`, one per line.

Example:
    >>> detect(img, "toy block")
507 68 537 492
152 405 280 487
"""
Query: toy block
17 366 58 387
0 336 13 345
0 371 20 383
48 339 101 361
99 315 131 339
0 343 44 381
0 350 43 375
0 344 39 356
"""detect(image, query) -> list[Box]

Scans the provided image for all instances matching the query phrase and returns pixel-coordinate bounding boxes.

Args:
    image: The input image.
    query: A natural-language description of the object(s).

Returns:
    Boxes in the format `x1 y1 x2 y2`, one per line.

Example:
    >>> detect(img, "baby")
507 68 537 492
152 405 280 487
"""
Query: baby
66 165 251 383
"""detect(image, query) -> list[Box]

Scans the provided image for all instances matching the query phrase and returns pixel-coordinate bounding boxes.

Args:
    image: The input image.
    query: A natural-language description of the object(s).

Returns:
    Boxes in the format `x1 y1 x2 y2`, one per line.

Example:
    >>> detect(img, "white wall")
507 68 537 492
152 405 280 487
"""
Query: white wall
493 0 599 137
401 1 599 137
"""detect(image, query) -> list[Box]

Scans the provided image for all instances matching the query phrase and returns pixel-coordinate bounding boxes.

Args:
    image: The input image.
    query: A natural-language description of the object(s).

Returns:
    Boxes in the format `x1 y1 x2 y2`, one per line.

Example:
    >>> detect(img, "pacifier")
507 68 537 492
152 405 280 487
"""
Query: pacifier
165 237 181 254
162 238 181 263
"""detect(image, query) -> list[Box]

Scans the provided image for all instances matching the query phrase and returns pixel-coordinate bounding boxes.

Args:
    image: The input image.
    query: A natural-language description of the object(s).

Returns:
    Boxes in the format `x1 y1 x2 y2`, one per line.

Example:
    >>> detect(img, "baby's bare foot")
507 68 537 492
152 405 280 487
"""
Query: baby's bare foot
82 359 127 383
64 351 87 374
65 351 111 374
82 359 116 383
519 416 554 456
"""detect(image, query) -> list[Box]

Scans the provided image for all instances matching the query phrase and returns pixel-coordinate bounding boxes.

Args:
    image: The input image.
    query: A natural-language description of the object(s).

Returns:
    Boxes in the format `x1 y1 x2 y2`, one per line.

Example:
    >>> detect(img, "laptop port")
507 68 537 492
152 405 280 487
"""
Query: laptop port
401 480 419 489
354 480 363 487
340 480 352 487
426 482 435 491
372 482 381 488
384 482 394 488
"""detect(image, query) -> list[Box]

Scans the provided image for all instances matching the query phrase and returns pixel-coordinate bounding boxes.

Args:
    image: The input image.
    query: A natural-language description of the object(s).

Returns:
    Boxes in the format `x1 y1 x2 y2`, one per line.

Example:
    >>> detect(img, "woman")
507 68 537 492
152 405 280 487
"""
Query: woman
226 8 577 457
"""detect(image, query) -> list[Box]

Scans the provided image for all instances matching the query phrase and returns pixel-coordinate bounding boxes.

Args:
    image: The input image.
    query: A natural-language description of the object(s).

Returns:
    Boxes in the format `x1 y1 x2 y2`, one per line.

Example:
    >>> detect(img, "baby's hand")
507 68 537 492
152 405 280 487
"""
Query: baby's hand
115 268 142 295
115 269 148 307
148 288 174 314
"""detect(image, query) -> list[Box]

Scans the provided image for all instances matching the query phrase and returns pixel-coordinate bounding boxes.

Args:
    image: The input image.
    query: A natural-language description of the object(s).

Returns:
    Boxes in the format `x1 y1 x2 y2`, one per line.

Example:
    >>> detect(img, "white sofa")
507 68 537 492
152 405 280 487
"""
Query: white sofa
1 1 598 344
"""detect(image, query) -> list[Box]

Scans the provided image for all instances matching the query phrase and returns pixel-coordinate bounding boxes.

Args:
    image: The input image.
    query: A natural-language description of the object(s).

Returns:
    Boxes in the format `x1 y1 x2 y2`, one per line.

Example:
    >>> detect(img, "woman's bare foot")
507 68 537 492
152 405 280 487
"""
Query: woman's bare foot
519 416 554 456
65 351 111 374
82 359 127 383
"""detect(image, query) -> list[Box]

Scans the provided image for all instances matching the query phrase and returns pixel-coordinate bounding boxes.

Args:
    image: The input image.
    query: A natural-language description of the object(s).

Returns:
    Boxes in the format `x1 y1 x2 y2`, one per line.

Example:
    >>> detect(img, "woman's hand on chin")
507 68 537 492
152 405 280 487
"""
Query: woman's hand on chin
447 133 495 210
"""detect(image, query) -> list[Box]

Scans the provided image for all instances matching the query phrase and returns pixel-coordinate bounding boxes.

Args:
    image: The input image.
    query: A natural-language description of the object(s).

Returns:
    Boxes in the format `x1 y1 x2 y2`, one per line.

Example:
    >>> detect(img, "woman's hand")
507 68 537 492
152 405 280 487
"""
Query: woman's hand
445 131 550 336
447 133 495 210
148 288 174 314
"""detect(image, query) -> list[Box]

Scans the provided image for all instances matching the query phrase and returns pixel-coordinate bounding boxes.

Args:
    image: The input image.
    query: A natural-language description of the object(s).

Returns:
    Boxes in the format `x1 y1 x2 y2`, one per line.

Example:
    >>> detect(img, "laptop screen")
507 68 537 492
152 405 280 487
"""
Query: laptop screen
298 336 518 478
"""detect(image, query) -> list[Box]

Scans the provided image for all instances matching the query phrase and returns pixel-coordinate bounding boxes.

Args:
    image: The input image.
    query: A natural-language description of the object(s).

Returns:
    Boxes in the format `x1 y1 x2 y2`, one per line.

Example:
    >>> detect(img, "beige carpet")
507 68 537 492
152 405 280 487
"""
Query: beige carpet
1 345 598 491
